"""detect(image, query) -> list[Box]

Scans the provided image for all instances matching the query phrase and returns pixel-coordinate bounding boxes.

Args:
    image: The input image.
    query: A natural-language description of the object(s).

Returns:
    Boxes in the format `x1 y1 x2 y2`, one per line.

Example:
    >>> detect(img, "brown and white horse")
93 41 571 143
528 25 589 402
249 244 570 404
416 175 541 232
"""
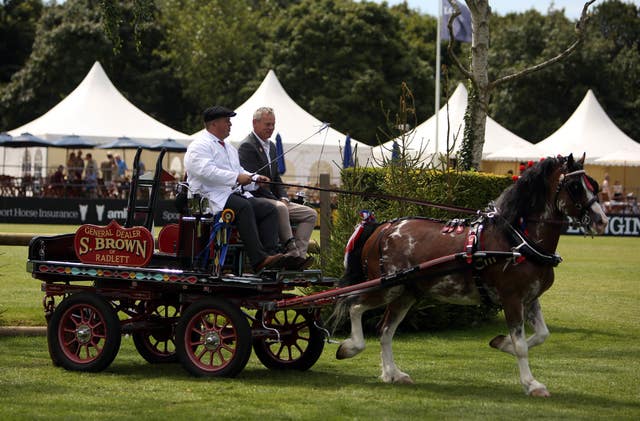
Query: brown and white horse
335 154 608 396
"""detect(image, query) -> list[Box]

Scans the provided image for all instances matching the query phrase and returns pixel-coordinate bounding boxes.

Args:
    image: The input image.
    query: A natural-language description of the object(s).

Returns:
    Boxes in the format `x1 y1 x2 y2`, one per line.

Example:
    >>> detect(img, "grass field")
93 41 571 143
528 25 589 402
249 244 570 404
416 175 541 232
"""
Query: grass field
0 225 639 419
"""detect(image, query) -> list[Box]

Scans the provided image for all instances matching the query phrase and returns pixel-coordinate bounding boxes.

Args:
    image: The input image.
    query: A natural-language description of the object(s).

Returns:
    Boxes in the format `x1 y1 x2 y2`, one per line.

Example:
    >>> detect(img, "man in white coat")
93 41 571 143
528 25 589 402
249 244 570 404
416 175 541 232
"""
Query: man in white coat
184 105 284 272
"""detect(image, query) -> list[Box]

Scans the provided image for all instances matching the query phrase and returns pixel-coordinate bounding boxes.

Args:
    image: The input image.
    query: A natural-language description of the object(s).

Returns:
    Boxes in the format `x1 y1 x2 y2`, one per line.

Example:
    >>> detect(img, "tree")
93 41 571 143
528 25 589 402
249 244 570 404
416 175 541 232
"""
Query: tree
157 0 268 132
0 0 188 133
488 0 640 143
583 0 640 141
0 0 44 84
487 9 580 142
263 0 431 144
446 0 596 170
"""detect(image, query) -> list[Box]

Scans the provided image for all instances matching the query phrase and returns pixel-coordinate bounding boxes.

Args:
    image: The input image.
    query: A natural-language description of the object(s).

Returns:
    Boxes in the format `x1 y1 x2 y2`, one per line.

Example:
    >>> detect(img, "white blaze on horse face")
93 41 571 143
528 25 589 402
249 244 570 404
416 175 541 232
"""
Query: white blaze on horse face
581 177 609 233
591 201 609 233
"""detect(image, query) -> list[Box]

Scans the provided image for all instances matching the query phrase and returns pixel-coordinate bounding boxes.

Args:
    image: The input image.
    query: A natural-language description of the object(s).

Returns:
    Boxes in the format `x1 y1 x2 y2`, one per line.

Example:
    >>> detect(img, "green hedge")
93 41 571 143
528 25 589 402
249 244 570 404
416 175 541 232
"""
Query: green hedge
323 166 512 333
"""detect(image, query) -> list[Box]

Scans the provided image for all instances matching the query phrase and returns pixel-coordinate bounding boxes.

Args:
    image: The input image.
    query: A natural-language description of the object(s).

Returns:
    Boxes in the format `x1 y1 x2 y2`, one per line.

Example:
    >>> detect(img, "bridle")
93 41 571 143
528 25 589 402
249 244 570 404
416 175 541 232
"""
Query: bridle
555 168 600 231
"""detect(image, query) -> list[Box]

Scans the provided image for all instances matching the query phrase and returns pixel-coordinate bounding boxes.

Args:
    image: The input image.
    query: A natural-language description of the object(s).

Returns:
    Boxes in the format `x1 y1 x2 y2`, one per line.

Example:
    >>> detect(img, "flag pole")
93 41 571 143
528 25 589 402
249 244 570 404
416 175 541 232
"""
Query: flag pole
435 0 442 161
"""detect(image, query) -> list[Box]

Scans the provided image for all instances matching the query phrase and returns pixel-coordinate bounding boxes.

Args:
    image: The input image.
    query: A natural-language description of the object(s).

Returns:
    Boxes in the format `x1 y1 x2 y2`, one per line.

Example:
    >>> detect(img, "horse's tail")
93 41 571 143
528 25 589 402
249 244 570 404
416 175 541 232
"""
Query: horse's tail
341 221 381 286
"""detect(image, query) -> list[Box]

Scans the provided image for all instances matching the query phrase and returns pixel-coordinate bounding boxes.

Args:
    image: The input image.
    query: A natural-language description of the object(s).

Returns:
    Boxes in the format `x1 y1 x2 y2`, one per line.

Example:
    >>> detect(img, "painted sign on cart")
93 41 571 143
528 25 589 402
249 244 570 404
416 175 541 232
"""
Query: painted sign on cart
74 220 154 267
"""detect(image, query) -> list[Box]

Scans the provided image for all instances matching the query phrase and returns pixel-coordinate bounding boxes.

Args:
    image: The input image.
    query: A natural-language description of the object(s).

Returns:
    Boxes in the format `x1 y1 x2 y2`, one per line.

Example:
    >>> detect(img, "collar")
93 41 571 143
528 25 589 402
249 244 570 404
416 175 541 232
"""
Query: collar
252 131 270 148
203 130 225 145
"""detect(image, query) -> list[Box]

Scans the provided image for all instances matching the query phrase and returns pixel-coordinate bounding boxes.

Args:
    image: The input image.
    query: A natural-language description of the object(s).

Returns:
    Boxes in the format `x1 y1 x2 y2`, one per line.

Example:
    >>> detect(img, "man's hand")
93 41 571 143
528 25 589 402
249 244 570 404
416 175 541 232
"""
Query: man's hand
255 175 270 188
236 173 252 186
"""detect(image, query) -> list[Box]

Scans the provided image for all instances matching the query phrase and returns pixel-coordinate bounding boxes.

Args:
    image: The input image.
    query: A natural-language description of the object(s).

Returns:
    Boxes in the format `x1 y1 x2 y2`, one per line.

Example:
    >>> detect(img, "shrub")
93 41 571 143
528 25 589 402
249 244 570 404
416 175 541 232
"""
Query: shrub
324 165 512 334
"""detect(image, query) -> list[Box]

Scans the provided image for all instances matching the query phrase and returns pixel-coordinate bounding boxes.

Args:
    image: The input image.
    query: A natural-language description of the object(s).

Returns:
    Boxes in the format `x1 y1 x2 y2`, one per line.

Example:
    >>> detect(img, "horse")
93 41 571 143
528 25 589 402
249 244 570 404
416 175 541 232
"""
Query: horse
334 154 608 397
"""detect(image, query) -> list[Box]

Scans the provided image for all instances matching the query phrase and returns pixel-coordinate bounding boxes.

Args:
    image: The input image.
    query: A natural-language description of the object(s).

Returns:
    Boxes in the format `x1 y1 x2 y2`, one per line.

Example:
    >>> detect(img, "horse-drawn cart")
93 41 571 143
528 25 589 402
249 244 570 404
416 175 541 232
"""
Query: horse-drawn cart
27 149 609 396
27 148 343 378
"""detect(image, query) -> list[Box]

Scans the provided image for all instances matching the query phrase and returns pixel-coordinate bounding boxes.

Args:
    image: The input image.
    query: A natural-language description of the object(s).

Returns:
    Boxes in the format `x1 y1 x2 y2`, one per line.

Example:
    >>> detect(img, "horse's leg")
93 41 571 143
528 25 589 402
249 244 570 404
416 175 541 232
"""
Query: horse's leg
524 299 550 348
490 300 550 397
490 299 550 353
379 292 416 384
336 300 372 359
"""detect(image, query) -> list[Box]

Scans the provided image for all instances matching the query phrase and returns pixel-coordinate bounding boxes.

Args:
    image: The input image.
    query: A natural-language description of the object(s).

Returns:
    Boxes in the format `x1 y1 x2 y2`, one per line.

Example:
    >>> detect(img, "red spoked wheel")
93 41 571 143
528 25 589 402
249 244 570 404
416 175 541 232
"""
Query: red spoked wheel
132 301 179 364
253 309 325 371
175 298 251 377
47 292 121 372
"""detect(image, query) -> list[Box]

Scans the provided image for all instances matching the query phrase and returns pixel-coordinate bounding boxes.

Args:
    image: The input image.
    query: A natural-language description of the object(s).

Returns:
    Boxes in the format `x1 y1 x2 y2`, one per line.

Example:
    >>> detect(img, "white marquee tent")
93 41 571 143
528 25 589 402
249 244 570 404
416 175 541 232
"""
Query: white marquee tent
371 83 541 169
535 89 640 195
535 90 638 162
193 69 371 185
594 143 640 167
2 61 191 176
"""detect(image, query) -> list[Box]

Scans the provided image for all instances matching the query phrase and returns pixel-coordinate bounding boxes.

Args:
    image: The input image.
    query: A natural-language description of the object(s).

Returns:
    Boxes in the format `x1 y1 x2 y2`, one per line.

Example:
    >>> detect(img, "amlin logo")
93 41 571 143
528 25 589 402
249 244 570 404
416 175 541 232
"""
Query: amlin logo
78 204 88 222
96 204 105 222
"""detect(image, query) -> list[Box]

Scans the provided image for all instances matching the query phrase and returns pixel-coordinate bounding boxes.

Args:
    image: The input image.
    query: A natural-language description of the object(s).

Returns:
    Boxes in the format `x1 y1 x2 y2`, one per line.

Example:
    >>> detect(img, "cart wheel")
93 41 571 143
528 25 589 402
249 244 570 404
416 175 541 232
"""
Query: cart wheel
253 309 325 371
175 298 251 377
132 301 179 364
47 292 121 372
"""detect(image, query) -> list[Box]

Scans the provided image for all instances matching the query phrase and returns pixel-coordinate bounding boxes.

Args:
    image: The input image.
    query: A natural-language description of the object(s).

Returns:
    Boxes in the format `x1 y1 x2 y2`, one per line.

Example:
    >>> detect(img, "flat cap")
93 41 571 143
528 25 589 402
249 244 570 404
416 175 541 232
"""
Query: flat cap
203 105 236 123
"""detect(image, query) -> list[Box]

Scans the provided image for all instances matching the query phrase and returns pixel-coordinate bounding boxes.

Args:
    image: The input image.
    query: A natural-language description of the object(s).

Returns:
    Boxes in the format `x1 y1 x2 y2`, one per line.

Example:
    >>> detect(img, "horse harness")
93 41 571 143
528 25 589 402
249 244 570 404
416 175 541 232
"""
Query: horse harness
555 169 600 231
353 165 595 303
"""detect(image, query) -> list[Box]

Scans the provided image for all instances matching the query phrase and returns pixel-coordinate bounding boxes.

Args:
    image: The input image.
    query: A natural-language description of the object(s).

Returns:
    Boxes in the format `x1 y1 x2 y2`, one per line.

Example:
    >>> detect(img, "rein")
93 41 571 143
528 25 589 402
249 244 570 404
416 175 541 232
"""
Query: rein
263 180 478 215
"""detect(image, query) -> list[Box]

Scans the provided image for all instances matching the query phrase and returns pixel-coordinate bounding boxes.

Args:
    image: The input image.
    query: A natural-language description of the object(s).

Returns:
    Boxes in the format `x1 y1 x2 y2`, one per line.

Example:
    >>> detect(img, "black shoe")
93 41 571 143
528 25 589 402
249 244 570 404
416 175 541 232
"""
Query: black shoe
281 255 302 270
299 256 315 270
284 255 314 270
254 253 284 271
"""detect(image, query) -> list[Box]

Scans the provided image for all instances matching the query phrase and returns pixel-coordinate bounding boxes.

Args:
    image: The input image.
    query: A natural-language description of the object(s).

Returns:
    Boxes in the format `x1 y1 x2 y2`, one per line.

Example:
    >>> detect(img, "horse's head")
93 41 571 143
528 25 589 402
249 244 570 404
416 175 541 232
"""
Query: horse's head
555 154 608 235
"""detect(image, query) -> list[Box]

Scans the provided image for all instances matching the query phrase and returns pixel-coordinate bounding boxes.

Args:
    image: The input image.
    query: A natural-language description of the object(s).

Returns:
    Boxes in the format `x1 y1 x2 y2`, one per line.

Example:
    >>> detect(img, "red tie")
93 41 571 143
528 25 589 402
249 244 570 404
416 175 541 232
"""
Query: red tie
218 140 225 147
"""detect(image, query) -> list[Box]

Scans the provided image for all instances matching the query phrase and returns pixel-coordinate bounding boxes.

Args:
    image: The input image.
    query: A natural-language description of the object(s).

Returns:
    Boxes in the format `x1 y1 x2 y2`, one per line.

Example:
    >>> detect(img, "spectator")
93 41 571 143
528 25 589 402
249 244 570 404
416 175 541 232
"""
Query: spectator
613 180 623 201
48 165 65 197
100 154 116 193
74 150 85 181
84 153 98 198
66 152 78 183
114 154 128 196
114 154 128 180
601 173 611 201
137 160 146 175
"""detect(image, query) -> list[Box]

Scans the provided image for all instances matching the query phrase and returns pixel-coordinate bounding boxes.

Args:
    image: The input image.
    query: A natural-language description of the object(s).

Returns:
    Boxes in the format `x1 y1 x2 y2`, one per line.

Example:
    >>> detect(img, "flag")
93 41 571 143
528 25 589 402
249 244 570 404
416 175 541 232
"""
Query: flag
391 141 400 161
440 0 472 43
343 134 354 168
275 133 286 174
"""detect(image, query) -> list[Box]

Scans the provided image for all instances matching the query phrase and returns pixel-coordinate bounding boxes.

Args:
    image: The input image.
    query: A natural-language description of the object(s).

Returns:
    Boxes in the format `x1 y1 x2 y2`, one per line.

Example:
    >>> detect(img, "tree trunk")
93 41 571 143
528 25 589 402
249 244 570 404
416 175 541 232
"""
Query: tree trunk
447 0 595 170
464 1 490 170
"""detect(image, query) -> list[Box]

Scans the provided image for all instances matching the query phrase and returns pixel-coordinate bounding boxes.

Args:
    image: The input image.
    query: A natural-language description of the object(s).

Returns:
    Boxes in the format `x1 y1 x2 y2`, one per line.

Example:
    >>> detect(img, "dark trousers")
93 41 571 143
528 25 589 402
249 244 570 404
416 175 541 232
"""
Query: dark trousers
224 193 279 267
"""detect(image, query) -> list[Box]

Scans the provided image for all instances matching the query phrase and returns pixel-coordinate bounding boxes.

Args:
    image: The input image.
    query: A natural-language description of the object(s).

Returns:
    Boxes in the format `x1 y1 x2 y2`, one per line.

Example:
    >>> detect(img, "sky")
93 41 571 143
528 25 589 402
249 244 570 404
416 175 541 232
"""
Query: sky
373 0 640 19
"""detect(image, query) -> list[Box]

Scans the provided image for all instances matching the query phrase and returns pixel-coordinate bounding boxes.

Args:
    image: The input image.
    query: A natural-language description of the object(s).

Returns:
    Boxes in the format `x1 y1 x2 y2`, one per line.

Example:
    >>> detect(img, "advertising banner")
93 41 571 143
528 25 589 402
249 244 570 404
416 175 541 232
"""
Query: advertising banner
0 197 181 226
565 214 640 237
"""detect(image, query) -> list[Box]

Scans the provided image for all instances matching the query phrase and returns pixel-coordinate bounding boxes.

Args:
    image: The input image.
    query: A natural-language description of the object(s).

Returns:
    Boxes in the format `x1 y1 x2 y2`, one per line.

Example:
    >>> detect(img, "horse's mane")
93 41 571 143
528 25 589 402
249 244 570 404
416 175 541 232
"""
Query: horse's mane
493 157 564 226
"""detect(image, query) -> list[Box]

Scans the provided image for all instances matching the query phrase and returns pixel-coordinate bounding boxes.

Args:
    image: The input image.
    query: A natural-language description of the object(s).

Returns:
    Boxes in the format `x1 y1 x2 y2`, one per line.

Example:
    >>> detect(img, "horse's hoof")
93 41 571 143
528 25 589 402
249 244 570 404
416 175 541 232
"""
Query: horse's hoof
489 335 507 349
382 372 414 384
336 347 348 360
530 387 551 397
336 343 359 360
394 375 414 385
